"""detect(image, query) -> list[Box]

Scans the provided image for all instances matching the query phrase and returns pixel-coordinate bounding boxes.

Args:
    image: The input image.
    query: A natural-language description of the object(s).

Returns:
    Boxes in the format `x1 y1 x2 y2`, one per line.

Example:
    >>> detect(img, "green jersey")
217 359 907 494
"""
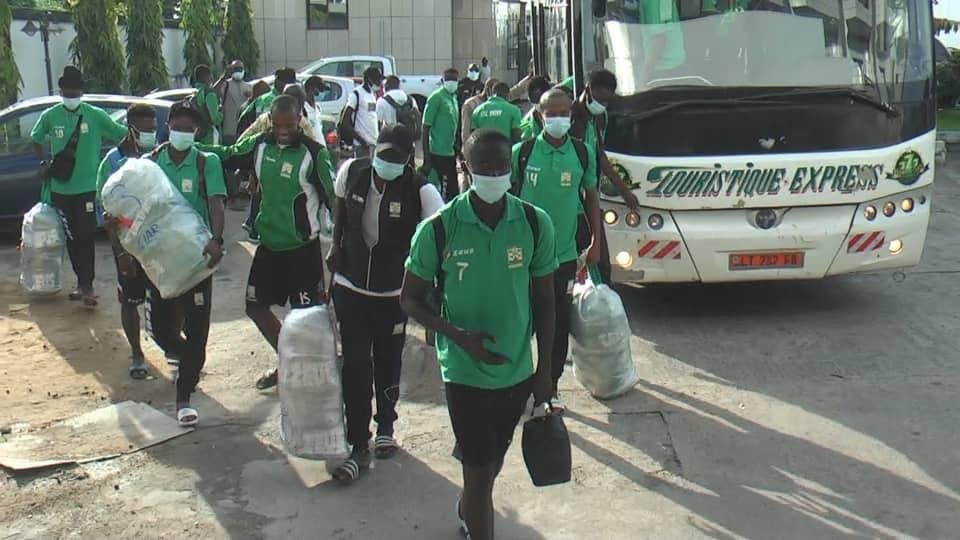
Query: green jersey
512 134 597 263
471 96 522 139
405 193 558 389
153 146 227 226
422 87 459 157
199 134 334 251
253 89 279 116
31 102 128 196
193 84 223 144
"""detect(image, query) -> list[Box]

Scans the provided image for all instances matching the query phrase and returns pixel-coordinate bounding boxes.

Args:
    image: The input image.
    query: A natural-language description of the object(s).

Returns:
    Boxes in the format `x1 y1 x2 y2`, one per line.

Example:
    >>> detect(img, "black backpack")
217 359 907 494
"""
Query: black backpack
384 94 422 140
511 137 590 196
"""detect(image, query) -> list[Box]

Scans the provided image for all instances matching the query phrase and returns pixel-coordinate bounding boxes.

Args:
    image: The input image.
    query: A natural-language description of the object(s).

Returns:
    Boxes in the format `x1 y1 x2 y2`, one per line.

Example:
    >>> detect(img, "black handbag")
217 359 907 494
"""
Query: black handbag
47 115 84 182
521 406 572 487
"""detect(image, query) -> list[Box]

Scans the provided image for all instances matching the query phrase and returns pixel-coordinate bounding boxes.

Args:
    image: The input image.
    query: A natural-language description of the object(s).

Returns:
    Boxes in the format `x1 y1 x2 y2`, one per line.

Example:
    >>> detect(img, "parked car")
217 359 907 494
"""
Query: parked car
0 95 173 224
297 55 440 111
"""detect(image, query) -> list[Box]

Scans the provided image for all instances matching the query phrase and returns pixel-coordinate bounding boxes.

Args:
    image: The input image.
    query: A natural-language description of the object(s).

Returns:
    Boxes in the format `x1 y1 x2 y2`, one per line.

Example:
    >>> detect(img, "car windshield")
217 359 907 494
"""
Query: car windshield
583 0 933 100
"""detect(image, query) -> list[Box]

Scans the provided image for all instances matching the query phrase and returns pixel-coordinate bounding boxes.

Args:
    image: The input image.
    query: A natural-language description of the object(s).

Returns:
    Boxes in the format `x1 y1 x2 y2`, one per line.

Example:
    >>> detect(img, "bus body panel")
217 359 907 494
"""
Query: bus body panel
600 131 937 211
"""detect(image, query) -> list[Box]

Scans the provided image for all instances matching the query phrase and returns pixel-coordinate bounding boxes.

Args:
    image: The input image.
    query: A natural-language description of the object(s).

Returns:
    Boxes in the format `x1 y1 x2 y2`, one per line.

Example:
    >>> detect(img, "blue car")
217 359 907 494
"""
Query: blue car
0 95 173 227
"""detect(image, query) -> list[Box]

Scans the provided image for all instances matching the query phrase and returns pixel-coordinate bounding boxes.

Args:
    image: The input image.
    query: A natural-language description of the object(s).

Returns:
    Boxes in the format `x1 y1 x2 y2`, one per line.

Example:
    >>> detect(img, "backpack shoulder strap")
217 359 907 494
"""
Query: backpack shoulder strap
520 200 540 246
512 138 537 196
146 142 169 162
571 138 589 175
430 213 447 290
195 150 208 201
384 94 399 109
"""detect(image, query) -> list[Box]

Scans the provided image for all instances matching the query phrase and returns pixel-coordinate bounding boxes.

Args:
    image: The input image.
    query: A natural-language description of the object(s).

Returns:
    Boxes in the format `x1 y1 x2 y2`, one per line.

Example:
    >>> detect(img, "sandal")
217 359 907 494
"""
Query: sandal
68 289 83 301
374 435 400 460
255 369 278 390
177 405 199 427
82 292 98 308
332 448 371 485
128 358 149 380
165 352 180 367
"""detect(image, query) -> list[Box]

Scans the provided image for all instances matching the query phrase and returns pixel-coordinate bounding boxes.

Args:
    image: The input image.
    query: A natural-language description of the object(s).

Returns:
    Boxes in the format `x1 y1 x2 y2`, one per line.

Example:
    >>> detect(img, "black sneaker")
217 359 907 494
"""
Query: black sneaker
255 369 278 390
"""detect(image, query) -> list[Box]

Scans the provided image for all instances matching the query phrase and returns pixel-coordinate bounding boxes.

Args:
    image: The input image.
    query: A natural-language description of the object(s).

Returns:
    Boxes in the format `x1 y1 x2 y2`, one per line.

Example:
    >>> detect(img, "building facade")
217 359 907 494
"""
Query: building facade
251 0 525 84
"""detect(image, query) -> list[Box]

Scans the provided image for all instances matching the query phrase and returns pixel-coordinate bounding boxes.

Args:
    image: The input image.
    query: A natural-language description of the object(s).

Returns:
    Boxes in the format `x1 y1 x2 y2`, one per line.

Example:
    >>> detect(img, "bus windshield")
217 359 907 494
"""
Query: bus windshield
585 0 933 100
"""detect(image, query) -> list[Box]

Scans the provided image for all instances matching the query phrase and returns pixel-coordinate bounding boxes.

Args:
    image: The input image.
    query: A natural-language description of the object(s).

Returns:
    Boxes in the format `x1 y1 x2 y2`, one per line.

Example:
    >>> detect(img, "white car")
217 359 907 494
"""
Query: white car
296 55 441 110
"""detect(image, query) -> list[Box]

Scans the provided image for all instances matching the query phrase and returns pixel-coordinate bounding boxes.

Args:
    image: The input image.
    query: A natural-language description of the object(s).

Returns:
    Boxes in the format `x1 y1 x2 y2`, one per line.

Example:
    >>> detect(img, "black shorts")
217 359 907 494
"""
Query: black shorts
114 254 147 305
246 241 323 307
445 378 532 468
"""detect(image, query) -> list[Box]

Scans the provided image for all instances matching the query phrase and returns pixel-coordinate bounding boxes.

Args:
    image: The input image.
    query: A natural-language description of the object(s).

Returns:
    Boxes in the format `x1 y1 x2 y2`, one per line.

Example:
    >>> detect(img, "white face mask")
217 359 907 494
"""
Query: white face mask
542 116 572 139
586 96 607 116
168 130 195 151
468 71 480 81
62 97 82 110
443 80 458 94
471 172 513 204
136 130 157 150
232 70 245 81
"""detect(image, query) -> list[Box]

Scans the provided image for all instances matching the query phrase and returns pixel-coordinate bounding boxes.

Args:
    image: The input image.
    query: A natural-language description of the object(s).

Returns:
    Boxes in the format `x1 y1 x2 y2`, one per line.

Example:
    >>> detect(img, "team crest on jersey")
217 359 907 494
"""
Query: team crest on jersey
389 201 402 217
560 171 572 187
182 179 194 193
280 162 293 178
507 246 524 269
80 122 89 134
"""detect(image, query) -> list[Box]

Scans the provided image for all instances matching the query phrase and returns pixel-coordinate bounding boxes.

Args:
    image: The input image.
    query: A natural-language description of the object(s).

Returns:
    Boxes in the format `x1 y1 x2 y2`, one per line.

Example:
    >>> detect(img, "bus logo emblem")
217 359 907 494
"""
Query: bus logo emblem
887 151 928 186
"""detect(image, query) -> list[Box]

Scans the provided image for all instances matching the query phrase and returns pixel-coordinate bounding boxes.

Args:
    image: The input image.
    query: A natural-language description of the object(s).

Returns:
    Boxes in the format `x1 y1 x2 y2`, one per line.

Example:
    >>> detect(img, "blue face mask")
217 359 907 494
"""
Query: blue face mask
471 172 512 203
372 156 406 181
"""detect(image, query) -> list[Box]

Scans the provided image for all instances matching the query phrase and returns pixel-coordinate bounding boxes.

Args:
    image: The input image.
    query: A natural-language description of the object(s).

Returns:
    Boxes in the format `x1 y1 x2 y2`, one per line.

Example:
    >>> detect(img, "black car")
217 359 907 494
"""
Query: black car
0 95 173 224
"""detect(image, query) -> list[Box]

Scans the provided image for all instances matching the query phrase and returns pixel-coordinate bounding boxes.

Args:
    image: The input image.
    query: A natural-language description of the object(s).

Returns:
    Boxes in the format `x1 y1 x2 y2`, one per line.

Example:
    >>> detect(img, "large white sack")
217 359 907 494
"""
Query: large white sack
19 202 66 296
101 158 215 299
570 281 639 399
278 305 349 461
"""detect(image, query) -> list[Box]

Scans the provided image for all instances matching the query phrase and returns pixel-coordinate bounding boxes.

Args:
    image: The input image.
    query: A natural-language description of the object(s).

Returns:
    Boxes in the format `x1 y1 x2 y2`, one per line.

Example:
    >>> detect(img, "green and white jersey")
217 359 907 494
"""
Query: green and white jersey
200 134 334 251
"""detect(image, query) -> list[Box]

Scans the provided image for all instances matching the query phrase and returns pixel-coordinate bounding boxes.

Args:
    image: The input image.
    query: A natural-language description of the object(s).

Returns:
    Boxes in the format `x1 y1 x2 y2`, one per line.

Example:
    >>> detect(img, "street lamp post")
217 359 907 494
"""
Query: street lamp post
21 12 63 96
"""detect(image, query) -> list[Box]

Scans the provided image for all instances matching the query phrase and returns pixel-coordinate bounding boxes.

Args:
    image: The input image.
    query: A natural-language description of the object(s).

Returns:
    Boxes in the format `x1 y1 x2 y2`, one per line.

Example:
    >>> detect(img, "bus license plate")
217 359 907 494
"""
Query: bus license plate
729 252 805 270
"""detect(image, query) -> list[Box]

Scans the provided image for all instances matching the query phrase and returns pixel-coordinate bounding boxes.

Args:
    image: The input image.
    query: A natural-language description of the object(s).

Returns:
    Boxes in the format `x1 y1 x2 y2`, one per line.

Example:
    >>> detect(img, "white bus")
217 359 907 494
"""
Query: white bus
526 0 936 283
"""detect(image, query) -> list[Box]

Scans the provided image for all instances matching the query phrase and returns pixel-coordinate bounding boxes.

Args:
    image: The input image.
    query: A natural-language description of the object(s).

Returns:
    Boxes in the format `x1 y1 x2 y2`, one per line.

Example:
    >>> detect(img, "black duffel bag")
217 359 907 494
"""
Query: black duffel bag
521 405 572 487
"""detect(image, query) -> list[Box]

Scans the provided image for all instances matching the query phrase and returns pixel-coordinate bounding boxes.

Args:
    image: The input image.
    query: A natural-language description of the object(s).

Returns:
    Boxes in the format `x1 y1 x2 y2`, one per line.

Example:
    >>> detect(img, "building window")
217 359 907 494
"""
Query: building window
307 0 349 30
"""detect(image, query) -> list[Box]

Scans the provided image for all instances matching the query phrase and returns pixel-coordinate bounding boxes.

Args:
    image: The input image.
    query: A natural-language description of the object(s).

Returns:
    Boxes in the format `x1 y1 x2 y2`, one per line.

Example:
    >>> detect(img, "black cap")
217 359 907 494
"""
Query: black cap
58 66 84 89
376 124 414 156
169 99 202 124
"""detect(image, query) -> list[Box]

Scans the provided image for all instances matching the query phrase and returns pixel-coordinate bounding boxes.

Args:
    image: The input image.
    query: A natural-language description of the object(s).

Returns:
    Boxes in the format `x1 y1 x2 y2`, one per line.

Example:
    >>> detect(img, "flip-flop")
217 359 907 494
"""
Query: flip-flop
374 435 400 459
332 450 371 485
128 359 149 380
177 406 199 427
82 293 99 308
255 369 278 390
68 289 83 301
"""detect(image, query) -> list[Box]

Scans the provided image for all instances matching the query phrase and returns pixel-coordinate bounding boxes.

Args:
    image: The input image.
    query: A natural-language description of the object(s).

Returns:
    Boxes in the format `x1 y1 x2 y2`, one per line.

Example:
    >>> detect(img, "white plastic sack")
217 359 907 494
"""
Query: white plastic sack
19 202 66 296
278 305 349 460
570 281 639 399
101 158 216 299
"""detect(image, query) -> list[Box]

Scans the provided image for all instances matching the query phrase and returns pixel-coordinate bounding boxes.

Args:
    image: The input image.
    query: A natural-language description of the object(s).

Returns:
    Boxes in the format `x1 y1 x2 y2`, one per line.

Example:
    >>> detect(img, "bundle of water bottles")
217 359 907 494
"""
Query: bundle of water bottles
100 158 216 299
19 202 66 296
570 277 639 400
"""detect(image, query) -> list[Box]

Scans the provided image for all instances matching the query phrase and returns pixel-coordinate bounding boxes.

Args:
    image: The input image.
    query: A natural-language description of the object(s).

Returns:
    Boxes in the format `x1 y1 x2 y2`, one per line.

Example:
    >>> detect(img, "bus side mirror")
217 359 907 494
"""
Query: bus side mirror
592 0 607 18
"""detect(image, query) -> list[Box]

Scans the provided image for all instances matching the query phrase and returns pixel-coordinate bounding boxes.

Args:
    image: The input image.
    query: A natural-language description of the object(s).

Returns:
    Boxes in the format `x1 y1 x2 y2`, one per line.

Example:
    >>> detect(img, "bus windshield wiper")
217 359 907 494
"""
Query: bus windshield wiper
622 98 794 121
746 87 899 116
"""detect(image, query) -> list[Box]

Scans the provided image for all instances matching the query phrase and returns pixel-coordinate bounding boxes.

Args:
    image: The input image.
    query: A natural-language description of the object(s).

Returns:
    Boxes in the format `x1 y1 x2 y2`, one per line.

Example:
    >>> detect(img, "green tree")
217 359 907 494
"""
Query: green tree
0 0 22 107
181 0 214 78
69 0 126 93
221 0 259 75
126 0 168 95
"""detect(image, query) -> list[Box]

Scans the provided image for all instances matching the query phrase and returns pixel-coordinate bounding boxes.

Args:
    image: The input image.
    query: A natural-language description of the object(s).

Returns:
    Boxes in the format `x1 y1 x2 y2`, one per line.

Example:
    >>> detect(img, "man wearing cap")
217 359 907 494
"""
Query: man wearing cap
198 95 335 391
145 100 227 428
31 66 129 307
326 124 443 484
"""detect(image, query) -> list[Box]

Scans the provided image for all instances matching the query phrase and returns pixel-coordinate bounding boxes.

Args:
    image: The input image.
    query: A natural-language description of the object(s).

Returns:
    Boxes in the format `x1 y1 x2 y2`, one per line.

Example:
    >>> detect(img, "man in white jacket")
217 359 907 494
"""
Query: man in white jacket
376 75 420 129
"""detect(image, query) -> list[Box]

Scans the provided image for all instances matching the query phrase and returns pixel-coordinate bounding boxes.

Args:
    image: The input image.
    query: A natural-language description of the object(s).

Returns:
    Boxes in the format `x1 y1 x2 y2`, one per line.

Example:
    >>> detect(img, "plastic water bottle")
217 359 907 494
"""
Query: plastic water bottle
19 203 66 296
278 305 349 460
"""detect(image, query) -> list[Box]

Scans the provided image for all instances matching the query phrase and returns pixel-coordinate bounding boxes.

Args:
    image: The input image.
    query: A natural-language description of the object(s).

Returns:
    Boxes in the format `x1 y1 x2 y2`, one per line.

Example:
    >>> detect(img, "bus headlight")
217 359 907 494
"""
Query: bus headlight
615 251 633 268
889 239 903 255
625 212 641 228
901 198 914 213
648 213 664 230
604 210 619 225
864 205 877 221
882 202 896 217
